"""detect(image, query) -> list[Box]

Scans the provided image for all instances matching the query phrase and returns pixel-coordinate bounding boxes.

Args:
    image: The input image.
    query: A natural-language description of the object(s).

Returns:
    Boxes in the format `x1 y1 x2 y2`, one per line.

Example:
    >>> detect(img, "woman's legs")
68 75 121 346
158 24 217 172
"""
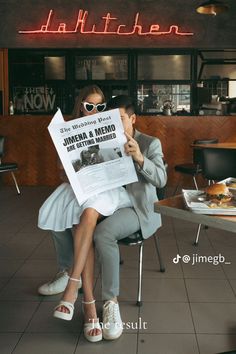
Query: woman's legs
81 244 101 336
56 208 99 310
55 208 101 337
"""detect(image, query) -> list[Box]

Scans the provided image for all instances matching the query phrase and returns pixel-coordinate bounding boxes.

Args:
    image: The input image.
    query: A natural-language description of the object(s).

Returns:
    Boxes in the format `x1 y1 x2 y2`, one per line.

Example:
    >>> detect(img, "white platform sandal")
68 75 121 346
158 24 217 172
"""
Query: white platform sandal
82 299 102 342
53 277 81 321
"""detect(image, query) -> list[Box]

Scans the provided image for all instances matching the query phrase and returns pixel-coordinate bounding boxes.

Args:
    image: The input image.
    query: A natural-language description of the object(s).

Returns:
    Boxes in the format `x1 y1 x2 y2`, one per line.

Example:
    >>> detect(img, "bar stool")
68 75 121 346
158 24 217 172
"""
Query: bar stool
118 228 165 306
118 181 167 306
0 136 20 194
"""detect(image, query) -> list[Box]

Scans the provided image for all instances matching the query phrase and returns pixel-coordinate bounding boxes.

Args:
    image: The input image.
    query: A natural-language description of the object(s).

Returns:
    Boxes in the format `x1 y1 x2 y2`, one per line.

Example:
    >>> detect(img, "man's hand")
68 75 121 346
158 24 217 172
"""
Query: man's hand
124 132 144 168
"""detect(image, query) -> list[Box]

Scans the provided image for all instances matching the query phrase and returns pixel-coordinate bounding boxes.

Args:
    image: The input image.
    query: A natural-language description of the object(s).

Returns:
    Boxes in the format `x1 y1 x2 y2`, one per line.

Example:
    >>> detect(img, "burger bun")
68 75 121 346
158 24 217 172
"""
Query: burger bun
205 183 232 204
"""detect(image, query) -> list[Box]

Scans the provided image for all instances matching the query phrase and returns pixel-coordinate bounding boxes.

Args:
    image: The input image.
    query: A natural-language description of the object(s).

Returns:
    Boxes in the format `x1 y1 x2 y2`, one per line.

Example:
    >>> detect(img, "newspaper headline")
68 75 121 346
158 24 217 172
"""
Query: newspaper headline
48 108 138 205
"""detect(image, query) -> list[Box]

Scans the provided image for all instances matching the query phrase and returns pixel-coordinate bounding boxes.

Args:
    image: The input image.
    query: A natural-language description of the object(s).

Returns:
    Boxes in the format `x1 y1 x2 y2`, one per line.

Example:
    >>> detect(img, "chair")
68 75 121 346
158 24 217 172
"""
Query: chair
202 148 236 181
174 138 218 194
194 147 236 245
0 136 20 194
118 185 166 307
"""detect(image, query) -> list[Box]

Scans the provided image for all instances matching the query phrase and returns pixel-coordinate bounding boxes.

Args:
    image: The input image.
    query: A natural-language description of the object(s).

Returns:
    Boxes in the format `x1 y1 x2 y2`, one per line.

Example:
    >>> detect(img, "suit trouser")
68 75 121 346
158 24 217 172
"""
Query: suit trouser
51 207 140 300
94 208 140 300
51 229 74 271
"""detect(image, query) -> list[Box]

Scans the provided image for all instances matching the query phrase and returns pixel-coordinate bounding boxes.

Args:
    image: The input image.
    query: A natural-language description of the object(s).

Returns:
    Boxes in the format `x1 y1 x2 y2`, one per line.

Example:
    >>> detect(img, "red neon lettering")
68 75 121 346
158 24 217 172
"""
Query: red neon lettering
102 13 117 33
40 9 53 32
18 9 194 36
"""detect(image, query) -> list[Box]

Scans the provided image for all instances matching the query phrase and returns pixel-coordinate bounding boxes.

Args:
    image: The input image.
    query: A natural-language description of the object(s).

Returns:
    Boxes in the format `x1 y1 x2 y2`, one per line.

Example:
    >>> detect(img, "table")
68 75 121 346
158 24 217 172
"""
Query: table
154 195 236 233
191 142 236 149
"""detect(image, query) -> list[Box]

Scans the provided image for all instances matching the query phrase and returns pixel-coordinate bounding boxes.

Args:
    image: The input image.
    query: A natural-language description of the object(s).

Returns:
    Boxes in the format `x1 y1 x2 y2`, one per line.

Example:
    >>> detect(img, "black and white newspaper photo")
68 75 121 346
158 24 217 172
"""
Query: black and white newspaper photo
48 108 138 205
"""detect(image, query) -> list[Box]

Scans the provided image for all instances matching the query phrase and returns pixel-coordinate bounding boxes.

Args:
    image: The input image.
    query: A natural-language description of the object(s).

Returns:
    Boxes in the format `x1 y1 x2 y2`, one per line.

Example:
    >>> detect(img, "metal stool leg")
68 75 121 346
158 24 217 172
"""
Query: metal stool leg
193 176 198 190
137 242 143 307
153 234 165 272
193 224 202 246
173 182 180 196
119 247 124 265
11 172 20 194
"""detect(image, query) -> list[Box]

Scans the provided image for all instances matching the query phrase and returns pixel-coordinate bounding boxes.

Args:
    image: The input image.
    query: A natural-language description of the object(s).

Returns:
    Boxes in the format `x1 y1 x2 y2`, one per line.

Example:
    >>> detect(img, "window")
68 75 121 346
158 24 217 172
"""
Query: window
75 55 128 80
10 53 44 85
137 84 191 113
9 50 69 114
197 49 236 101
200 64 236 80
9 49 196 115
137 53 192 114
138 55 191 80
45 56 65 80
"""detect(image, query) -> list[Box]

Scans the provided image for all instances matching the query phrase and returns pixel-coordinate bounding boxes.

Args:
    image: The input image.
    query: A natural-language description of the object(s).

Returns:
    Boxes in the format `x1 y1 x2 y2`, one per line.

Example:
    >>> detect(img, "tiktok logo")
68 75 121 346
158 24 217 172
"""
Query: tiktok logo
173 254 182 264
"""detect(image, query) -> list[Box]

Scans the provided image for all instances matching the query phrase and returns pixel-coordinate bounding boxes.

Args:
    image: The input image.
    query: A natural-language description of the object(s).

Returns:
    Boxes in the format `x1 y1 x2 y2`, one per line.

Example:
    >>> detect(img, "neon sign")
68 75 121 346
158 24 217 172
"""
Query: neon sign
18 9 194 36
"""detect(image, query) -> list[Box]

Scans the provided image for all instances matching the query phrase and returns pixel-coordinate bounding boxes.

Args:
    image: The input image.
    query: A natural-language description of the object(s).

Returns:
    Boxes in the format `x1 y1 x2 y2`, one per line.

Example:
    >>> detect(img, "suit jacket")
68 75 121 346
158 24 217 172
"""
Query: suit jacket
126 130 167 239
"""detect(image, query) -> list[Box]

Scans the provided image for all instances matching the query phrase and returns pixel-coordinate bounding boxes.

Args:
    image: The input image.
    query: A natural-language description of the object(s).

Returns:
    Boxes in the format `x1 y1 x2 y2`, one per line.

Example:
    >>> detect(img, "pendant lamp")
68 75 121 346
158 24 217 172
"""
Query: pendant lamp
196 0 229 15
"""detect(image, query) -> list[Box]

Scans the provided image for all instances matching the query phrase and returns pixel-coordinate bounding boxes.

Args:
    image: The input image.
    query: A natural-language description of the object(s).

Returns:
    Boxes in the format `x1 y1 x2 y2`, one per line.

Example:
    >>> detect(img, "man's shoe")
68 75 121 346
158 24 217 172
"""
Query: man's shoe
102 300 123 340
38 271 81 296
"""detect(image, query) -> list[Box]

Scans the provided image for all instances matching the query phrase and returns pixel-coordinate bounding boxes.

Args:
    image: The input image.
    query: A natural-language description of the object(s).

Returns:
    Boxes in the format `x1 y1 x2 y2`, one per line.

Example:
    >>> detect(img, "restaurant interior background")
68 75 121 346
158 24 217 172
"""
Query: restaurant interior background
1 3 236 354
0 0 236 188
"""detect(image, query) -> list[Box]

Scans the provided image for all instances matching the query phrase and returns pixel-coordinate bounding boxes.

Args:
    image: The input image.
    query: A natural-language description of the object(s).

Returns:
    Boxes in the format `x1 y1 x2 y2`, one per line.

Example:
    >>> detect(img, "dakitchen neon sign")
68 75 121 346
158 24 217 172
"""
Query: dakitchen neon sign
18 9 194 37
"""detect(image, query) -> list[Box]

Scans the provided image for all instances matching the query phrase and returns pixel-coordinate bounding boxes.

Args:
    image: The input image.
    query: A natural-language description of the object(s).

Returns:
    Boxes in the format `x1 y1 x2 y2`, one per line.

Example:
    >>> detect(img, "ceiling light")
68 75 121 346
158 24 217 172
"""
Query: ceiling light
196 0 229 15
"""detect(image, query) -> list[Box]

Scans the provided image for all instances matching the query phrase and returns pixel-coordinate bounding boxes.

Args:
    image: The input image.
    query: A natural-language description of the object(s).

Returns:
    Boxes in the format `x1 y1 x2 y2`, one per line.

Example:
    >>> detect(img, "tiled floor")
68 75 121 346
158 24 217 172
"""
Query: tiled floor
1 186 236 354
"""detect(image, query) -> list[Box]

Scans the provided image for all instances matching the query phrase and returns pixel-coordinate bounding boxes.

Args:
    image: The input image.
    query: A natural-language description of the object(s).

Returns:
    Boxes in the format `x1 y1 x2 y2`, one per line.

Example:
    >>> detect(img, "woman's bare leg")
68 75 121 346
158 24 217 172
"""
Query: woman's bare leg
81 245 101 336
57 208 99 312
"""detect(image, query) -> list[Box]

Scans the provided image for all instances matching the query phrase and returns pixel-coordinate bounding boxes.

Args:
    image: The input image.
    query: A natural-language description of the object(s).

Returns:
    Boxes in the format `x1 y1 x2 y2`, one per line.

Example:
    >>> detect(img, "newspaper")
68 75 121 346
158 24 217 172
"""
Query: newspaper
48 108 138 205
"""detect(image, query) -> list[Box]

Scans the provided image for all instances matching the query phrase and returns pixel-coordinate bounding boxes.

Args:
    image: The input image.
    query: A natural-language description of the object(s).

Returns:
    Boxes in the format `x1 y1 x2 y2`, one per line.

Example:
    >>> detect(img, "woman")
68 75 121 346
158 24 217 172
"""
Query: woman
38 85 132 342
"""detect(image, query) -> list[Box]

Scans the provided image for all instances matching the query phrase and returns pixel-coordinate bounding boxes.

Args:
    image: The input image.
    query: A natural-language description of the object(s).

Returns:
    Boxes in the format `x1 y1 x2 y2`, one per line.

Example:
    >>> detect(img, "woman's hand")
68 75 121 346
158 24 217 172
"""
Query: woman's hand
124 132 144 168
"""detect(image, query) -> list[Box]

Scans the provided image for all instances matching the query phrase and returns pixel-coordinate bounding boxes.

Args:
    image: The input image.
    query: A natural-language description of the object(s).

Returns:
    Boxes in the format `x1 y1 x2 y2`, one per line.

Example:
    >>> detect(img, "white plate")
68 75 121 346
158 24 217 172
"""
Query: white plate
220 177 236 190
182 189 236 215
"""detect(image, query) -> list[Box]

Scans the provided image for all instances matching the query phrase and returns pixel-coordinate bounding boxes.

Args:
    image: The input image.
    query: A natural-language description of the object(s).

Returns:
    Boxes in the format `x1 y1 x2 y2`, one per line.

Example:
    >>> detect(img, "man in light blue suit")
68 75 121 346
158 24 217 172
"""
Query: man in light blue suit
38 95 167 340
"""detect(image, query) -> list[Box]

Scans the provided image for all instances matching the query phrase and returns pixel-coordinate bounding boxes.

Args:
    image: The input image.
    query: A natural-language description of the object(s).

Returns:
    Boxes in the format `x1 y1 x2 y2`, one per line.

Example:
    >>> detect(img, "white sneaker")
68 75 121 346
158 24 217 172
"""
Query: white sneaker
102 300 123 340
38 271 82 296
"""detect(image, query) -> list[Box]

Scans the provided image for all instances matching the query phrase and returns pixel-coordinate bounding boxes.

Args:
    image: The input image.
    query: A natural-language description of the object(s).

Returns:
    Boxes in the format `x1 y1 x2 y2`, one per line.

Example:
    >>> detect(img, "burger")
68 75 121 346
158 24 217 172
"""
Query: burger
205 183 232 204
227 182 236 188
